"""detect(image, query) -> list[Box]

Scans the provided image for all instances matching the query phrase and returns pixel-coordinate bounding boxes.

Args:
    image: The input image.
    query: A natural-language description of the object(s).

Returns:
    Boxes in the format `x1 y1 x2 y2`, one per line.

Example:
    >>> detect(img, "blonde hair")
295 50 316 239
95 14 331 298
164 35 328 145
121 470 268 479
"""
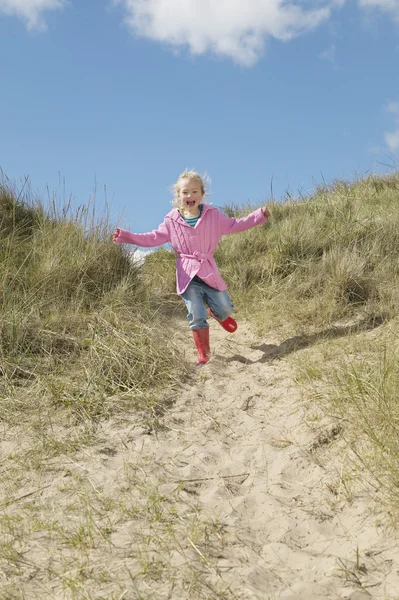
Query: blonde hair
171 170 210 208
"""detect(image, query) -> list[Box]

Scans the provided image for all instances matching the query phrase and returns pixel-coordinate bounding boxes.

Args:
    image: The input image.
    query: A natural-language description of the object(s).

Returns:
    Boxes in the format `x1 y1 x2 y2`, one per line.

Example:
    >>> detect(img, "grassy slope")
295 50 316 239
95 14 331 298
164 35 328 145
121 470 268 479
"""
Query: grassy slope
220 176 399 329
0 182 186 429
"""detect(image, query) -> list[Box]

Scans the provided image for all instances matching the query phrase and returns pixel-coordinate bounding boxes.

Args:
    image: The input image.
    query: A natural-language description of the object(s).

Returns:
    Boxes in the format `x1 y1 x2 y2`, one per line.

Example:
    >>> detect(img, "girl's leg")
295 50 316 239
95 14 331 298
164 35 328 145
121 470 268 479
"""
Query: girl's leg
203 288 234 322
180 280 210 364
180 279 209 330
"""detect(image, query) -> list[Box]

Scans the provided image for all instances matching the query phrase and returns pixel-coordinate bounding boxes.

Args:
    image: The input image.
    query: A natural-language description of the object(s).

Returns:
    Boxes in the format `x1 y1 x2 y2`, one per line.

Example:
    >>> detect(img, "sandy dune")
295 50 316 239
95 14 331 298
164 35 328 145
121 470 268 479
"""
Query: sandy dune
2 319 399 599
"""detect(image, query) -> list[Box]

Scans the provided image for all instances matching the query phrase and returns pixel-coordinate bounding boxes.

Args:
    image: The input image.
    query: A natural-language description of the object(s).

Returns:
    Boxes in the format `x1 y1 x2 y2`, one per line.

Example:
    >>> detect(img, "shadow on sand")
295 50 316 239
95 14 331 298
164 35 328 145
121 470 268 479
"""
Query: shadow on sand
225 315 385 365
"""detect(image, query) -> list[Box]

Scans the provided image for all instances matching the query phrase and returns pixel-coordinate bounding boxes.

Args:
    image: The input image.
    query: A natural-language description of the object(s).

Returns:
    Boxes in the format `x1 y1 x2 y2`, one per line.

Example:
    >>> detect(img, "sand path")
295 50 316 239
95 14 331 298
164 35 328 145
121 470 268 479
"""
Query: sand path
2 319 399 599
94 320 399 599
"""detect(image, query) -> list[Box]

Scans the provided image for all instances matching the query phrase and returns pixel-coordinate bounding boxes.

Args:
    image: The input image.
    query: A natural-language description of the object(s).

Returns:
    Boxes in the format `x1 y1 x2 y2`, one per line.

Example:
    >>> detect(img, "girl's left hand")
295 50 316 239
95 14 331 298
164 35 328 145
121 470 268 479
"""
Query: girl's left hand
113 228 121 243
261 207 270 219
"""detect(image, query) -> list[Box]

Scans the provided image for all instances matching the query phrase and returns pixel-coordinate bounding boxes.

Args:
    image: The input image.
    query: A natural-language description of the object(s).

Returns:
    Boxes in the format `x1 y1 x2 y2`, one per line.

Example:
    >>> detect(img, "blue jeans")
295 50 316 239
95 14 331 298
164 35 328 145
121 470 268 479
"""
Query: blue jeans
180 276 234 330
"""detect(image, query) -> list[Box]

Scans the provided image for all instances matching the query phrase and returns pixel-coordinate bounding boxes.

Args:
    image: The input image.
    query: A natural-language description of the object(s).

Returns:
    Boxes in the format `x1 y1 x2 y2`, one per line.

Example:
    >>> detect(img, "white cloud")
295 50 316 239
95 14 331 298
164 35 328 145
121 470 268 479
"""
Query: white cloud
116 0 332 66
130 247 156 266
384 102 399 151
0 0 65 30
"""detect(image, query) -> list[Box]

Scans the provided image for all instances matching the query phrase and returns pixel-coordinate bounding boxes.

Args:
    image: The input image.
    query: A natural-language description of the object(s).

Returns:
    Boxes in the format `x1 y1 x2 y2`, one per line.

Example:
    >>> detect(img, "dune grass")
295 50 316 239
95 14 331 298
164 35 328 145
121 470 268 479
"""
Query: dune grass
216 175 399 331
0 180 186 429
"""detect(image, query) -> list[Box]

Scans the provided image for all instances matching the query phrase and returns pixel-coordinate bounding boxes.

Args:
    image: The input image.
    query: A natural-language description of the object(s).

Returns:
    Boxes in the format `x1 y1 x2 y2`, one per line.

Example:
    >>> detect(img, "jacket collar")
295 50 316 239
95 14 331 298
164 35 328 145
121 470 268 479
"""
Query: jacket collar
166 203 215 222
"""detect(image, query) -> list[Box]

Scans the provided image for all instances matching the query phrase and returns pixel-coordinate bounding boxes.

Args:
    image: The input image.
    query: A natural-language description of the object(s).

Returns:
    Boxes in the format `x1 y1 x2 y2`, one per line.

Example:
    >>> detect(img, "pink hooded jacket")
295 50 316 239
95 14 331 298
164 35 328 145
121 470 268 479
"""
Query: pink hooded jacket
115 204 268 294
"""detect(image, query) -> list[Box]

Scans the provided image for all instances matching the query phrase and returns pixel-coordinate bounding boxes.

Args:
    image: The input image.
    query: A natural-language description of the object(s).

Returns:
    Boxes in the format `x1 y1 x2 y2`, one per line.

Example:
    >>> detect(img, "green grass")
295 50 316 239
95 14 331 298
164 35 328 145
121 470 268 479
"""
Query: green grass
216 175 399 331
0 181 187 429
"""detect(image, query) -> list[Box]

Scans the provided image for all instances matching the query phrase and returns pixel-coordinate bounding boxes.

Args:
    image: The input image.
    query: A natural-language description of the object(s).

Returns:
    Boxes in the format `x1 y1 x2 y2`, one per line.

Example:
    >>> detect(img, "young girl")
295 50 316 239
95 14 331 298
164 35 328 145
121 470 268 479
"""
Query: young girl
113 171 270 365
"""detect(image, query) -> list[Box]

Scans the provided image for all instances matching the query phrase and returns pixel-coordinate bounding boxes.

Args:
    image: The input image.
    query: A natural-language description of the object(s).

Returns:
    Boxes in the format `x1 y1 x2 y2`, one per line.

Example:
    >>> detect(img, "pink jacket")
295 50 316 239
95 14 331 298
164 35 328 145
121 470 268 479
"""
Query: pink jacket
115 204 268 294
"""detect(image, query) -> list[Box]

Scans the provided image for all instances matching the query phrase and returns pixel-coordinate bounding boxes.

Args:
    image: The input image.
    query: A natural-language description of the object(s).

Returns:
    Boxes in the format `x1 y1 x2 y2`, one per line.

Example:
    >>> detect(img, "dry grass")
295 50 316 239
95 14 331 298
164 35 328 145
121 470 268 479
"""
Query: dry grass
215 175 399 332
0 180 187 430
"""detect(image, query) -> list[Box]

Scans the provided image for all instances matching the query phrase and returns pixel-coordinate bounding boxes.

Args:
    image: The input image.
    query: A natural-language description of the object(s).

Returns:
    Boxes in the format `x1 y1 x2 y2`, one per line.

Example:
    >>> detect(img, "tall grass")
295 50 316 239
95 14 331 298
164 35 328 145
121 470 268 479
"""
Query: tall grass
0 180 186 428
214 175 399 330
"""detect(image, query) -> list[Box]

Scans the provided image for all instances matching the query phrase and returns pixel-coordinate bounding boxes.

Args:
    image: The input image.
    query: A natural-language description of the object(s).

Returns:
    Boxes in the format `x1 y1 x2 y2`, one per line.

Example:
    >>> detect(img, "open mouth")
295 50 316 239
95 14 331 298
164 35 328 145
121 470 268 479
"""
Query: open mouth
187 201 196 207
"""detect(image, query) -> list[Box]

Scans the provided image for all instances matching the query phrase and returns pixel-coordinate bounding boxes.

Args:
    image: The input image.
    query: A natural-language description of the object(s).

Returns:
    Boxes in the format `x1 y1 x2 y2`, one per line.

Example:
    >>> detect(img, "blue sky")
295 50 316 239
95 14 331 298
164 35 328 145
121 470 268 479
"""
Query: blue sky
1 0 398 235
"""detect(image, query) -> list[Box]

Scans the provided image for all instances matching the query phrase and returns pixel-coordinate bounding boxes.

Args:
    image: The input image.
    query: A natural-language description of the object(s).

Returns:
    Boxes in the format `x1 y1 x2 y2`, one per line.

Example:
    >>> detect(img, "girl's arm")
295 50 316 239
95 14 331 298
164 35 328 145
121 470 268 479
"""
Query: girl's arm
113 221 170 248
219 206 270 235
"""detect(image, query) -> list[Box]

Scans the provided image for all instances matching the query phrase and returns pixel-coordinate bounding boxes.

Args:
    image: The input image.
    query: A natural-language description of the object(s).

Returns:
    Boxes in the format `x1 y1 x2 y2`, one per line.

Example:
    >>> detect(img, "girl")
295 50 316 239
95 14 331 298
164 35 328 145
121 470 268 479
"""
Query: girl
113 171 270 365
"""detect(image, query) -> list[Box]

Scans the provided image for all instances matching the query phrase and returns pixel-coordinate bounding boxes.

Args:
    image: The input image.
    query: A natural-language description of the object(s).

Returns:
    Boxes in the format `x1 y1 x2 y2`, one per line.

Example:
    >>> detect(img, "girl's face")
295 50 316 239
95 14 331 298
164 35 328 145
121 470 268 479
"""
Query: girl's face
178 178 204 215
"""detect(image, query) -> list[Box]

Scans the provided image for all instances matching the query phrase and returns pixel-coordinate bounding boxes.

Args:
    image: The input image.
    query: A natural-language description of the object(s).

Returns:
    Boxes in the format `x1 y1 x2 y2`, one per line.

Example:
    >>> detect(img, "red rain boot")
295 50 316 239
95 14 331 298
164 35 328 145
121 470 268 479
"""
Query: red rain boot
208 309 237 333
192 328 210 365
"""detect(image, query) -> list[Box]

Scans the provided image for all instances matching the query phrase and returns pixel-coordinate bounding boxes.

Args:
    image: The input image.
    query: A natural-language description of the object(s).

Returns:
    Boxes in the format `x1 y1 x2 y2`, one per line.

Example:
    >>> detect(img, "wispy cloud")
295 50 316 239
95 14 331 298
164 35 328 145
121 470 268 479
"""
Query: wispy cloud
358 0 399 22
320 43 338 67
115 0 332 67
384 102 399 152
0 0 65 30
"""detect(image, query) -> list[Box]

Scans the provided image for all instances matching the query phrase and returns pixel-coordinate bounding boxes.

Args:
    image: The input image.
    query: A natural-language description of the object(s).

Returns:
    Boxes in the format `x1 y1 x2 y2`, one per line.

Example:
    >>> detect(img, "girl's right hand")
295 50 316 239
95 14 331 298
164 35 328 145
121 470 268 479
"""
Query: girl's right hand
261 207 270 219
113 228 121 243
